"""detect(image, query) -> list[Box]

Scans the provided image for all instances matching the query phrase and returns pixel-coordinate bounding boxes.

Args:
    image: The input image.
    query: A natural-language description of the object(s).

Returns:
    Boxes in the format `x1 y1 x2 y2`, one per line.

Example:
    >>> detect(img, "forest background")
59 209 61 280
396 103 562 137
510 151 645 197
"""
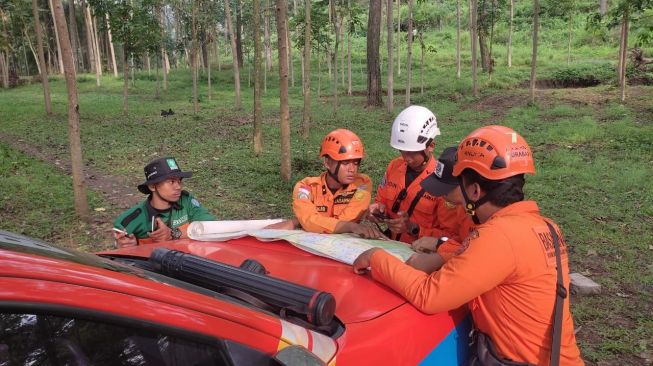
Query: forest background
0 0 652 363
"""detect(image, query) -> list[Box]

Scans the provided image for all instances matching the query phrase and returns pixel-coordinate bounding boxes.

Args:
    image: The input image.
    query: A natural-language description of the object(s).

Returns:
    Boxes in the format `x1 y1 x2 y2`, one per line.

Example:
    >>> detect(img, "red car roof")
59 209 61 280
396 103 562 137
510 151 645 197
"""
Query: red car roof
100 236 408 324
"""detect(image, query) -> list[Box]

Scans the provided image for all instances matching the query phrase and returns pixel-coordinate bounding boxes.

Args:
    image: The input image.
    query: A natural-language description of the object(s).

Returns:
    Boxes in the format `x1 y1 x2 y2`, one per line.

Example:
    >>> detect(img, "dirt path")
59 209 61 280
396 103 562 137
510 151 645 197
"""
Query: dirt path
0 132 140 210
466 93 529 123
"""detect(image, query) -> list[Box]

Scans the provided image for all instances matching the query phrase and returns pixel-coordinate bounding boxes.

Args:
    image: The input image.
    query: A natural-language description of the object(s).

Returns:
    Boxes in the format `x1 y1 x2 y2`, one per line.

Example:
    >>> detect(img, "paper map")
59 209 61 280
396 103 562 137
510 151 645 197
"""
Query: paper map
248 229 414 265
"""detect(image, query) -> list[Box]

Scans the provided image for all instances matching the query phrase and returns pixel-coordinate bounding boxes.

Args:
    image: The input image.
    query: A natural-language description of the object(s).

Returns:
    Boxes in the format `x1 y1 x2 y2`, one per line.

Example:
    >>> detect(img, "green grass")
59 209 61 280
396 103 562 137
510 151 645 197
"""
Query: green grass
1 14 652 364
0 143 112 251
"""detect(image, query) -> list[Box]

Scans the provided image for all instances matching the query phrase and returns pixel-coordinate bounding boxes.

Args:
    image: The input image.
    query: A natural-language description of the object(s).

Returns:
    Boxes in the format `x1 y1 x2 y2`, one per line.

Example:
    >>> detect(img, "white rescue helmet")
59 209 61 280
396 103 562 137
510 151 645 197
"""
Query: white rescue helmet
390 105 440 151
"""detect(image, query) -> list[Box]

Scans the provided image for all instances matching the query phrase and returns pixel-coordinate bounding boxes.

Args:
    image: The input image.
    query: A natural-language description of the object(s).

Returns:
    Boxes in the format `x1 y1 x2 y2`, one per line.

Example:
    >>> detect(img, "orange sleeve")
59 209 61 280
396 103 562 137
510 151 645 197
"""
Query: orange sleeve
374 171 392 206
435 238 464 262
369 227 516 314
336 175 372 222
292 180 341 233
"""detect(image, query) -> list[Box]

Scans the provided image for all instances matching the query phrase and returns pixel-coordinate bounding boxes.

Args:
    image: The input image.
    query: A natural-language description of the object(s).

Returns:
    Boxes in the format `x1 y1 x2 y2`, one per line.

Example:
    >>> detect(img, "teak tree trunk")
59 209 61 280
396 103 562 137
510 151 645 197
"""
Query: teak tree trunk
470 0 479 97
367 0 383 107
618 9 629 102
405 0 413 106
106 15 117 76
52 0 89 221
302 0 312 139
253 0 263 153
330 0 338 115
191 0 198 113
456 0 461 77
32 0 52 114
508 0 513 67
48 0 65 74
68 0 80 70
225 0 242 109
264 0 272 71
82 1 95 74
396 0 400 76
386 0 394 112
159 6 167 90
275 0 291 182
529 0 539 103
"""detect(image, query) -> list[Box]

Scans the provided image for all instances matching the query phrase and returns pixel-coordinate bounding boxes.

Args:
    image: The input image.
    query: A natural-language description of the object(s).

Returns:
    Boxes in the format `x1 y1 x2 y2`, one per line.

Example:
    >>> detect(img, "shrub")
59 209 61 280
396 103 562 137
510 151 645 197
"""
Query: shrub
544 61 615 87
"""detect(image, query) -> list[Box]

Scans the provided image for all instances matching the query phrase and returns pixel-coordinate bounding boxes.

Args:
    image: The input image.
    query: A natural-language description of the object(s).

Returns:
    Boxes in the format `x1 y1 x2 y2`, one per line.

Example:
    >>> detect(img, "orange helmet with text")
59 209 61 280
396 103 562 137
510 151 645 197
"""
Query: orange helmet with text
452 125 535 180
319 129 365 161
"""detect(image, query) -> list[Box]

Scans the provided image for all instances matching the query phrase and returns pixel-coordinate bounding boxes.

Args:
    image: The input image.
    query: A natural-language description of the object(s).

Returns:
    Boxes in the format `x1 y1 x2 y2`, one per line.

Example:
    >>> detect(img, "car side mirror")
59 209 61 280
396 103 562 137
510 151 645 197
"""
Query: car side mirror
273 345 326 366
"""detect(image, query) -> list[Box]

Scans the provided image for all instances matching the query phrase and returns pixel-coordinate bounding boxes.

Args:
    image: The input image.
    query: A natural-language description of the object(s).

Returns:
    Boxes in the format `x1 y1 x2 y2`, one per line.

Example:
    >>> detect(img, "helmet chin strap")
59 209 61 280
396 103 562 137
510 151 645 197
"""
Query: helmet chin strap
458 177 481 225
458 177 511 225
420 151 431 167
419 139 434 168
326 161 344 187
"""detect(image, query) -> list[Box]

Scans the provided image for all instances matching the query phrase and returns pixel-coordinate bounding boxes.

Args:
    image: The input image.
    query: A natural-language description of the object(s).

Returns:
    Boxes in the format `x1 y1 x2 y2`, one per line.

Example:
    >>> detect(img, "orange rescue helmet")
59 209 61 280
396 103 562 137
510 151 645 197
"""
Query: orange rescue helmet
319 129 365 161
452 125 535 180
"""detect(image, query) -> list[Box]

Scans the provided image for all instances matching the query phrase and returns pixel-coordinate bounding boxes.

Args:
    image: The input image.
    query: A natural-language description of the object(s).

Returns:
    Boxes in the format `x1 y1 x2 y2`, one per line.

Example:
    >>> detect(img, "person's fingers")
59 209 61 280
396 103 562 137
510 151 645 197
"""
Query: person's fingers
116 235 136 248
353 266 369 274
352 250 373 274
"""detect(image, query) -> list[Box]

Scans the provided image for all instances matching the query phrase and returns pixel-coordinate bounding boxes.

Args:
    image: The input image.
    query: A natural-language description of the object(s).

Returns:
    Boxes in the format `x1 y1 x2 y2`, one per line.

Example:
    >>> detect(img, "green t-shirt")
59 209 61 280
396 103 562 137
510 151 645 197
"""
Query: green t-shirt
113 191 215 240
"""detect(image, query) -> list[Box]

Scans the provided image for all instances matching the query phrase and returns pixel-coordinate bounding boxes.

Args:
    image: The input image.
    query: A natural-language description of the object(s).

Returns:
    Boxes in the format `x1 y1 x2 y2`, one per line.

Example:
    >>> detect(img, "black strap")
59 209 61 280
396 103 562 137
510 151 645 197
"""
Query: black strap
395 188 426 241
546 221 567 366
406 188 426 217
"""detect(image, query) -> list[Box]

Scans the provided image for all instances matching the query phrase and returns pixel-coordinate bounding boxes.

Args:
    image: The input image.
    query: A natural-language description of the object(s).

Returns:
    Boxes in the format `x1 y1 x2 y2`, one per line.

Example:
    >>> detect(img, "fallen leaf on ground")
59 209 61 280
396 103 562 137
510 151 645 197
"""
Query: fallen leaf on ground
616 292 631 298
587 249 598 256
94 207 106 212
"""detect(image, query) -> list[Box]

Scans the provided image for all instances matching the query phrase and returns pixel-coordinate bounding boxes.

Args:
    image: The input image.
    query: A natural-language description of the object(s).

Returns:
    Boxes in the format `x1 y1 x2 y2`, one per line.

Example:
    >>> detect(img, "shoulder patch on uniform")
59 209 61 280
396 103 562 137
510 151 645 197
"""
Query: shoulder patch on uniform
121 208 142 228
354 190 366 201
444 200 457 209
297 186 311 200
460 228 479 252
191 198 201 207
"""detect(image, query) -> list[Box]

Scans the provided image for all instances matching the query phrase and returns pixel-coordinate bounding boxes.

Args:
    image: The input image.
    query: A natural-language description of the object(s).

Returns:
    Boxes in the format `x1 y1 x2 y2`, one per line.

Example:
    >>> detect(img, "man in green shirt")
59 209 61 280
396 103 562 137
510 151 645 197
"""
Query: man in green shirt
113 157 215 247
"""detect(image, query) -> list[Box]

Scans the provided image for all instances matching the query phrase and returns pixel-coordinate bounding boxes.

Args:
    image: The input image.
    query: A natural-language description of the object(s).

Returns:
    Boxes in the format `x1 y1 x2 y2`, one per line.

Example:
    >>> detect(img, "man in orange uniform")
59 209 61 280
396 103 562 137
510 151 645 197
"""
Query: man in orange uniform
367 106 469 245
354 126 584 365
406 146 474 273
268 129 384 238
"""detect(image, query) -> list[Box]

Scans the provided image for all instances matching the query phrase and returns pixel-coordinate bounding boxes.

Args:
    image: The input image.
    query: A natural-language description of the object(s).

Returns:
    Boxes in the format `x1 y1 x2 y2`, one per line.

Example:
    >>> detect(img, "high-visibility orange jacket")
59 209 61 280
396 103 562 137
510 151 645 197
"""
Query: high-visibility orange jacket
369 201 584 365
292 173 372 234
376 157 472 244
421 201 474 244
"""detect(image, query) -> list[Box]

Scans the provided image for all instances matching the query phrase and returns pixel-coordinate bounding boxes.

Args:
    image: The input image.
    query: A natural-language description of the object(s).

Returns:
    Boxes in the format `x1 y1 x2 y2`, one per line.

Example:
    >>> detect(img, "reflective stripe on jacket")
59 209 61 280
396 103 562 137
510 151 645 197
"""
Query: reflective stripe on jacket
292 173 372 233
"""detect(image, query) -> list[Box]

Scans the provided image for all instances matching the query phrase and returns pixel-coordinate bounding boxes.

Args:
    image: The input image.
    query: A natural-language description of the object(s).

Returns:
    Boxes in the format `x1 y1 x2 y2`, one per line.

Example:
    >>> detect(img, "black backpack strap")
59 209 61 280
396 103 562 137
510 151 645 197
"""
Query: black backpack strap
545 221 567 366
395 188 426 242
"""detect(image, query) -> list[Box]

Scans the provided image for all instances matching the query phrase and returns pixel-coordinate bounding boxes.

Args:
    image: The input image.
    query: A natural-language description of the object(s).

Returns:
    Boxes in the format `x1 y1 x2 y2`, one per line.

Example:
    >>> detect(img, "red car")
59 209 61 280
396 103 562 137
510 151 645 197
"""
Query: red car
0 230 470 365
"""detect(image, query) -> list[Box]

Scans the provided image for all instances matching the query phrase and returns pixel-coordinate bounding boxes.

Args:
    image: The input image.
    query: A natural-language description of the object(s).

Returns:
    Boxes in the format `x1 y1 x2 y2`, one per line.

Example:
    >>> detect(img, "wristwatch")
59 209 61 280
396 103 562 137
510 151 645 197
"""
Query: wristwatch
171 227 182 240
435 236 449 250
409 222 420 236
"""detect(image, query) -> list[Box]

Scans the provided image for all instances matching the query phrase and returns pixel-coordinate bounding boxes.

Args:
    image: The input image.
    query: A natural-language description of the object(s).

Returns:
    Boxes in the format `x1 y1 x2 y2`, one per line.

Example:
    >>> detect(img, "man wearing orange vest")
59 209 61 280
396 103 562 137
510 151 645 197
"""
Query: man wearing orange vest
367 106 469 245
354 126 584 365
268 129 384 239
406 146 474 273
